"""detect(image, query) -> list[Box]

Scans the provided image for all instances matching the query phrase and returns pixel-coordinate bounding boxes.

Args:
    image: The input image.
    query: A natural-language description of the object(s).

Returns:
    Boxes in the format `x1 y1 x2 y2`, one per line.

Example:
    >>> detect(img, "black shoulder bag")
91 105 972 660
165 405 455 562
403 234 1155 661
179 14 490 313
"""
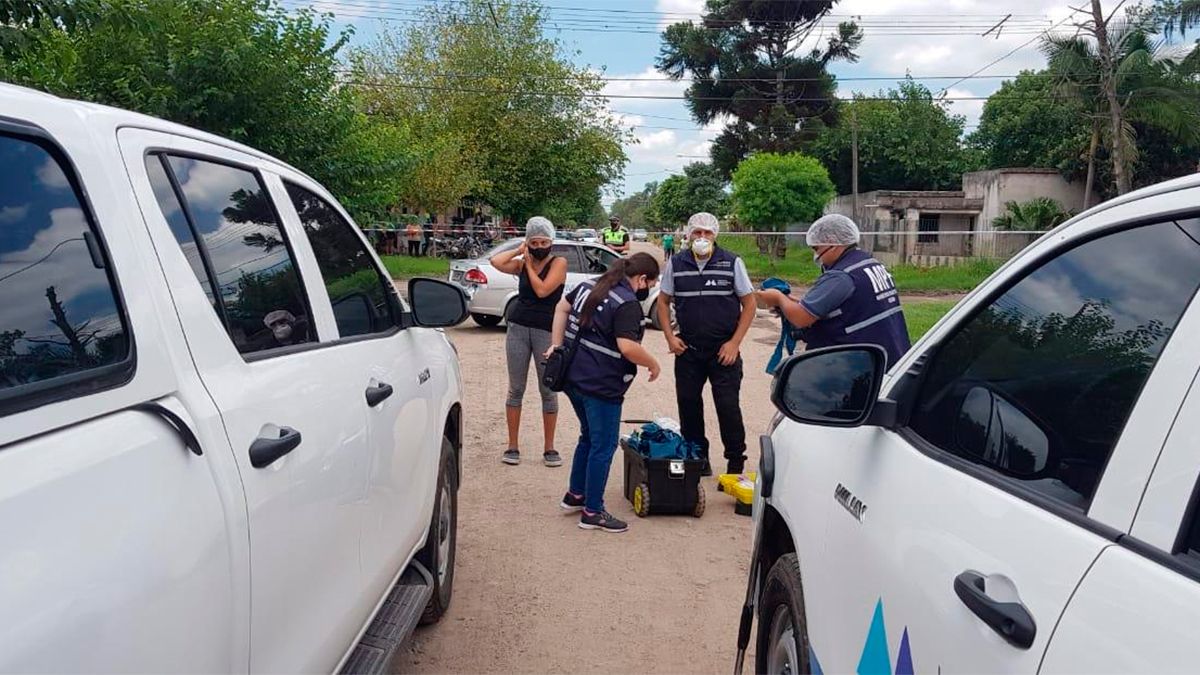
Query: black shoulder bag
541 331 579 393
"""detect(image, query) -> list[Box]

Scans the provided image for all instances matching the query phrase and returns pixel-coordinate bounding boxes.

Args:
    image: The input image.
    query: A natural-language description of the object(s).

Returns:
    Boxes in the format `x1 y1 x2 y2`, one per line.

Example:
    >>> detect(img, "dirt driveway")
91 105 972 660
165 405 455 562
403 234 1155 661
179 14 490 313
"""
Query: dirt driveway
392 306 784 674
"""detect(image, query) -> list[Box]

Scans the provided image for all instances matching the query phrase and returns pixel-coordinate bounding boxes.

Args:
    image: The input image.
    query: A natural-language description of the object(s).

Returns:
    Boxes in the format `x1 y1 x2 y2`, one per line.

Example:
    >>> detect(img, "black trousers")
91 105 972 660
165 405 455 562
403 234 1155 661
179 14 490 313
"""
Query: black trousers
407 240 421 256
675 344 747 465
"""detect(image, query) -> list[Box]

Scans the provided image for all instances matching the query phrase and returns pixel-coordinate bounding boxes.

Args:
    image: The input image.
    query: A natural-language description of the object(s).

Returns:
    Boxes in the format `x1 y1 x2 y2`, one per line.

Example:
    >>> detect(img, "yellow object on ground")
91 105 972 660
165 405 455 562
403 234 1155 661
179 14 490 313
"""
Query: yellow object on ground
717 472 756 516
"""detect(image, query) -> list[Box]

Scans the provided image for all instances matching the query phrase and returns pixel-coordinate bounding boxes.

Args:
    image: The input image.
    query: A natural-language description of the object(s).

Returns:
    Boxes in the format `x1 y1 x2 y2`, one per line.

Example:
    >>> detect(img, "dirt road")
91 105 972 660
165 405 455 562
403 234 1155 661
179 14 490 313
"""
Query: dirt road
392 289 783 674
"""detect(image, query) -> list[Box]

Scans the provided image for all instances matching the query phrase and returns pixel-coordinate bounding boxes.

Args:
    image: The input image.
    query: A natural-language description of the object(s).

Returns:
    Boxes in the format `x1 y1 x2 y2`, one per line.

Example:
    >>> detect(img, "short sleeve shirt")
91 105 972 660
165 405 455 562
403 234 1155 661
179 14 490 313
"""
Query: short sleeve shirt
799 270 855 318
661 256 754 298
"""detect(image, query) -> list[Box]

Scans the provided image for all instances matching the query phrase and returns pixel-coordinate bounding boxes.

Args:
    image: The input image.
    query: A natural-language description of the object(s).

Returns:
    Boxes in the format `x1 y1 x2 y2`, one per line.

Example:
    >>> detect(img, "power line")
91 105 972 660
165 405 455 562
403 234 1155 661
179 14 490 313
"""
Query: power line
338 66 1068 84
938 9 1082 96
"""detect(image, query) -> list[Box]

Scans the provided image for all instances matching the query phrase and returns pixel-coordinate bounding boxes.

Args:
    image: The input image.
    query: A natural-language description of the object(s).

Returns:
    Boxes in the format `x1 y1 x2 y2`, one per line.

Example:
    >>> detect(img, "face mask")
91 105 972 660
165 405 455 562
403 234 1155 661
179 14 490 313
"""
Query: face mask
692 238 713 257
812 248 824 264
529 246 551 260
635 287 650 302
272 324 293 342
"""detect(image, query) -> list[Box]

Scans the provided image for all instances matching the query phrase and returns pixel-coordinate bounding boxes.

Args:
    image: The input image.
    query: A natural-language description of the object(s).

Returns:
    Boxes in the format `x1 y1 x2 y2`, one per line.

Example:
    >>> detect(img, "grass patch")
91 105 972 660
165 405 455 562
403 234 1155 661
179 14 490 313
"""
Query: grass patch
382 254 450 279
903 299 959 343
718 235 1000 293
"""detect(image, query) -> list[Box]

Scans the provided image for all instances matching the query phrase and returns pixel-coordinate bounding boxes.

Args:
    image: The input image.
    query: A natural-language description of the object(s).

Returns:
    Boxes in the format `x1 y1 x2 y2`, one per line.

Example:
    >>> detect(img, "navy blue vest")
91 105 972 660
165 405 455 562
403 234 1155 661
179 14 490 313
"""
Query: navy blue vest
565 279 639 401
670 247 742 347
801 249 912 368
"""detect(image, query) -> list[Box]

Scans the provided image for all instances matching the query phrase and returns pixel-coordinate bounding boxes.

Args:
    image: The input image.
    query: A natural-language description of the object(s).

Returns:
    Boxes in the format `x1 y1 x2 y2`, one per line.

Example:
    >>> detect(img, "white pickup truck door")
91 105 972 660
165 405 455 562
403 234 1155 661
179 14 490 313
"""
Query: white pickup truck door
1042 287 1200 674
269 174 439 601
0 116 244 672
801 216 1200 673
118 129 373 672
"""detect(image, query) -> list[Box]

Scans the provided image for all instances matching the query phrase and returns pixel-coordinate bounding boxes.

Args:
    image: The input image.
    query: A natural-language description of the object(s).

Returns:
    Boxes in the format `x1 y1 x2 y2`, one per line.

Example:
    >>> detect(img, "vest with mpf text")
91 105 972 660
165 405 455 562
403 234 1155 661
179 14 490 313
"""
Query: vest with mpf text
565 279 640 401
670 246 742 348
801 248 912 368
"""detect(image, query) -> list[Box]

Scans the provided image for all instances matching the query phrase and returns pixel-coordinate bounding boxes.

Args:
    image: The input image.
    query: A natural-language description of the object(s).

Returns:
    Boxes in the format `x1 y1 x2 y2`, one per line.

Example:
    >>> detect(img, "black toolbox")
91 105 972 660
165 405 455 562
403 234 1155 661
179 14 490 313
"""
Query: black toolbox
620 437 706 518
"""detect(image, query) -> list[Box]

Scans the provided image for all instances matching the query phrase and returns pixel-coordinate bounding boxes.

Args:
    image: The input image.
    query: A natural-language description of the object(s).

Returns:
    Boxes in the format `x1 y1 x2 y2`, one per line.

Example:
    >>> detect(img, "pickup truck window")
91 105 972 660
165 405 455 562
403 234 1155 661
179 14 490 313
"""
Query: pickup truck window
910 220 1200 510
151 154 316 355
143 155 218 311
284 183 399 338
0 132 130 401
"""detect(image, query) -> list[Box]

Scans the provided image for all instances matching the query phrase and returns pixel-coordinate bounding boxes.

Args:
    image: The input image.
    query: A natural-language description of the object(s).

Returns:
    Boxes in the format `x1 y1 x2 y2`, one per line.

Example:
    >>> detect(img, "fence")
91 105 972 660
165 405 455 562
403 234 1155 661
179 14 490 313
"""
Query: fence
708 228 1047 267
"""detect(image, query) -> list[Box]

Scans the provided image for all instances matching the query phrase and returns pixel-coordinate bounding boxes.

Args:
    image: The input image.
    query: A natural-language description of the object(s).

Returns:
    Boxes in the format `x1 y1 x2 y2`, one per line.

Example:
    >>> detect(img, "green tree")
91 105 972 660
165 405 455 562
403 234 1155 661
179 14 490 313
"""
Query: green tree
648 162 729 226
609 181 659 231
731 152 834 258
810 78 975 194
0 0 410 222
351 0 628 223
991 198 1073 231
1042 6 1200 196
967 71 1091 177
657 0 862 178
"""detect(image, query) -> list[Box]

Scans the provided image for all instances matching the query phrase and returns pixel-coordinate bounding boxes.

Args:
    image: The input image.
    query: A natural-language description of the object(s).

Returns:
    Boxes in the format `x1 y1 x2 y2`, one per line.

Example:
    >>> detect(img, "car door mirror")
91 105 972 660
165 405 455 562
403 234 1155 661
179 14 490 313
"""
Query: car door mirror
407 278 469 327
770 345 888 427
953 385 1053 478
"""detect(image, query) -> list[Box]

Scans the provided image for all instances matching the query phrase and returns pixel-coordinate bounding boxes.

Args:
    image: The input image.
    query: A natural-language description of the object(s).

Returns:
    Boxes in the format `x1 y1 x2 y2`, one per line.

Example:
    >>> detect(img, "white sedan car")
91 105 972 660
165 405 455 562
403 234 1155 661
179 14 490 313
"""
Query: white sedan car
449 239 673 329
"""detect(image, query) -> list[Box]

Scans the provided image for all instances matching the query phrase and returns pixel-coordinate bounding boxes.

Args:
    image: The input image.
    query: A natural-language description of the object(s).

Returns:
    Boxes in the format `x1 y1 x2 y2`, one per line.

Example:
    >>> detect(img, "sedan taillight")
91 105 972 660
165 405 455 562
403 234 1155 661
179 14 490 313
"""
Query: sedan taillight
465 268 488 285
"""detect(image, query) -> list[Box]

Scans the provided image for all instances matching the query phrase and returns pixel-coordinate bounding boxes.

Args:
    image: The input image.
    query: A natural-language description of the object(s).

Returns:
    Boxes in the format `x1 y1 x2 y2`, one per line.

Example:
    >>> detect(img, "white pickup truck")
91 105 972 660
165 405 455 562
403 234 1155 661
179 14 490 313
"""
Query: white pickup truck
741 174 1200 674
0 83 468 673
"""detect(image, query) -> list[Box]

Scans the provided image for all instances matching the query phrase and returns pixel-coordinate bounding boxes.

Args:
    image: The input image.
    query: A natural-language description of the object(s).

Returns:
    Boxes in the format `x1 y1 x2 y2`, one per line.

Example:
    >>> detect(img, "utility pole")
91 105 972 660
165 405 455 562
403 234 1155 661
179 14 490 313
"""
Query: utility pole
851 107 859 213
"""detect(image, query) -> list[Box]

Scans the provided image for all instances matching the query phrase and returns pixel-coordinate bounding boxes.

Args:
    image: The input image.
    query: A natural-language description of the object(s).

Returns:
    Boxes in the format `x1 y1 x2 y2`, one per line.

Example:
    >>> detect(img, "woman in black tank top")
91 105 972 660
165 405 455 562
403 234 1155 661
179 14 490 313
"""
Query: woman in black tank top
488 217 568 467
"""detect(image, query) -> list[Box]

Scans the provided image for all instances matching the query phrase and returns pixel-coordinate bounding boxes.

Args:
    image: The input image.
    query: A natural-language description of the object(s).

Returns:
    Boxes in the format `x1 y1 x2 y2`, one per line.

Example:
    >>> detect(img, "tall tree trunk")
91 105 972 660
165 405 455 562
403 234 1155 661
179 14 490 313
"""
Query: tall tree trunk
1084 120 1099 209
1091 0 1132 195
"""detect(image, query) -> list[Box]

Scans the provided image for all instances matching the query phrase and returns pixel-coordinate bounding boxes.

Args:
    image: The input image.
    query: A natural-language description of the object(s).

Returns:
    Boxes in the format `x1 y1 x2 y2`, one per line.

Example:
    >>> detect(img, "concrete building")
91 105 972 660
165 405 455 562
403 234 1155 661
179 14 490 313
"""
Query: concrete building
826 169 1095 266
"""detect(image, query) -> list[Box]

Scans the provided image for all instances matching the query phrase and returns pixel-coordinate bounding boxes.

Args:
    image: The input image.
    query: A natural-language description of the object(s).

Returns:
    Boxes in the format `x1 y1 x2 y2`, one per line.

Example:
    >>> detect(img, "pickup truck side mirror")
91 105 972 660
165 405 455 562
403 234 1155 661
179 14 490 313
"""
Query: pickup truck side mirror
407 278 469 328
770 345 889 428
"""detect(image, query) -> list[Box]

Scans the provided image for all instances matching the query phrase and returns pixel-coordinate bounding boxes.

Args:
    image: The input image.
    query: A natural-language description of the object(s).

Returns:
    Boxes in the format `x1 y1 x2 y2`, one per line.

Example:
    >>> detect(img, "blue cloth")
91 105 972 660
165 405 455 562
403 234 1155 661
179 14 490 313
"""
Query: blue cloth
762 277 798 374
566 387 623 513
627 423 701 460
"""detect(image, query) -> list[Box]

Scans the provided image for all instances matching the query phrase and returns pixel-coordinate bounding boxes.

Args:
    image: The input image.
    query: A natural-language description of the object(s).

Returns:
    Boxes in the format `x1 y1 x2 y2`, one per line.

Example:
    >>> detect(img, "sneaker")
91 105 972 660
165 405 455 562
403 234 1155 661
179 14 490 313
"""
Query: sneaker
579 510 628 533
502 449 520 465
560 492 585 512
543 450 563 467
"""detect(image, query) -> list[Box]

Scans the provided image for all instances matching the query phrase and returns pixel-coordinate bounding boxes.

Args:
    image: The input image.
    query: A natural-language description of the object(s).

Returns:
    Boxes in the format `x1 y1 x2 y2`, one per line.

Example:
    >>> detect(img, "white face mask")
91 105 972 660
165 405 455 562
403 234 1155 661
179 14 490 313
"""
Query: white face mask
272 324 293 342
692 238 713 257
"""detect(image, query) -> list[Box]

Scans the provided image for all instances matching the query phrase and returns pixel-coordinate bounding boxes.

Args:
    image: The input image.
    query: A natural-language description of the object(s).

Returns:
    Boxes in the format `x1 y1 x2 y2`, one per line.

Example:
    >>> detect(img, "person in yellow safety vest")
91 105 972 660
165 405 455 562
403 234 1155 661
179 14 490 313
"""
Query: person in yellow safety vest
602 216 630 255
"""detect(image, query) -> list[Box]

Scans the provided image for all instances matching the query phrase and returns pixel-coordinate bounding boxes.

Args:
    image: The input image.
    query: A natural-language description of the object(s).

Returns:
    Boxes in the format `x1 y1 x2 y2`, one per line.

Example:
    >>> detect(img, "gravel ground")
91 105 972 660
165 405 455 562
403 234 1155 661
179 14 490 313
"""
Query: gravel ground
392 265 781 674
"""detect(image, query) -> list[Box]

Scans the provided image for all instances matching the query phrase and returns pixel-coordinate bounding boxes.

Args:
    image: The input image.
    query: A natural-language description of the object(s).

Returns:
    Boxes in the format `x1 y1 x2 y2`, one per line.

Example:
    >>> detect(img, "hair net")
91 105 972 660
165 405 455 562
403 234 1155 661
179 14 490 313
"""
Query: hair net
525 216 555 241
806 214 860 246
686 212 720 237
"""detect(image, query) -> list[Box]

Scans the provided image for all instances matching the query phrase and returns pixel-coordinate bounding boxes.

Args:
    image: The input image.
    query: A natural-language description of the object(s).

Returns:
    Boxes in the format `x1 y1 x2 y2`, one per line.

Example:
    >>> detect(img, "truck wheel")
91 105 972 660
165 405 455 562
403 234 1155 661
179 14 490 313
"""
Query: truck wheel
756 554 811 675
472 313 501 328
632 483 650 517
692 483 706 518
418 438 458 625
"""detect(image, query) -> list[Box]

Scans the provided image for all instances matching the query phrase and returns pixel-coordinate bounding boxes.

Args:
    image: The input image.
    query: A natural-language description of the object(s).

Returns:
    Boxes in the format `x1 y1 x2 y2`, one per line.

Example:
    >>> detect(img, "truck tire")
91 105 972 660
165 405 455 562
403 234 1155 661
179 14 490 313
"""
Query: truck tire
418 438 458 625
472 313 501 328
756 553 811 675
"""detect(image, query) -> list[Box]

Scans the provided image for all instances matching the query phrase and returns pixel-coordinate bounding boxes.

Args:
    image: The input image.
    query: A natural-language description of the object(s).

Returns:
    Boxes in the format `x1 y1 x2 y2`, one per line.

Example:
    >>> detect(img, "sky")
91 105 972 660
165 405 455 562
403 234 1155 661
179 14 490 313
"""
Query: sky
310 0 1084 206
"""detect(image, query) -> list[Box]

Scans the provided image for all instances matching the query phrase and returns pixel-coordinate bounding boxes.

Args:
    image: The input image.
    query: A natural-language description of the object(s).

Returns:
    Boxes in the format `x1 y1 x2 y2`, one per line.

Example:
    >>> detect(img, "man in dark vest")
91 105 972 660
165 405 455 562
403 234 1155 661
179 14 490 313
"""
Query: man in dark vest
656 212 757 476
757 214 911 369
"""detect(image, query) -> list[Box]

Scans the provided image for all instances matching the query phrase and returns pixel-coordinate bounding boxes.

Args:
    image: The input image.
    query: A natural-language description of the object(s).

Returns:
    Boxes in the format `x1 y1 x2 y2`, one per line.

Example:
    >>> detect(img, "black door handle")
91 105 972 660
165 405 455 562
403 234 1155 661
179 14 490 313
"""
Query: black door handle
365 382 394 407
953 571 1037 649
249 427 302 468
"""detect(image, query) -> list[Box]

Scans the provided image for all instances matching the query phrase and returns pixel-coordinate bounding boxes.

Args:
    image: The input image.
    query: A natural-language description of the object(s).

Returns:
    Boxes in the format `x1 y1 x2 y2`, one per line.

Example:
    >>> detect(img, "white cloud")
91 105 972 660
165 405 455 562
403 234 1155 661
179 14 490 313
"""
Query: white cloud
0 204 30 225
36 158 70 190
602 66 688 101
655 0 704 28
637 130 677 150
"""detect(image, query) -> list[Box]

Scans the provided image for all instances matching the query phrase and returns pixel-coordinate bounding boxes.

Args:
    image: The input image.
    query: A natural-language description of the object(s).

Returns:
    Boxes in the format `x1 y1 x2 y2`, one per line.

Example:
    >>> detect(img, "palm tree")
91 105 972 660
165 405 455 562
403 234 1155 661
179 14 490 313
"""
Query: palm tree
992 198 1073 231
1042 12 1200 198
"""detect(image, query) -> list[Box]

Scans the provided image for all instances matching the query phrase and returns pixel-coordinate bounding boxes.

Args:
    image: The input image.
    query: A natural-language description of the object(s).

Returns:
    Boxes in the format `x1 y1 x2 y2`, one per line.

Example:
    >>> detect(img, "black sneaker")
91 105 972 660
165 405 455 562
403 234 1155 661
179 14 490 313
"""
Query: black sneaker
560 492 585 512
543 450 563 467
579 510 628 533
502 449 520 465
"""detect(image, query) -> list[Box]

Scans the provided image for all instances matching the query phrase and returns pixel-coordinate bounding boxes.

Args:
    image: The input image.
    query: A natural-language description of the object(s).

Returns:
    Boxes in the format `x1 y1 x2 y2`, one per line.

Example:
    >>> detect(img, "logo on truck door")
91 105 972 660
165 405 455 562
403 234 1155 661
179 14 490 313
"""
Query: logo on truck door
834 483 867 523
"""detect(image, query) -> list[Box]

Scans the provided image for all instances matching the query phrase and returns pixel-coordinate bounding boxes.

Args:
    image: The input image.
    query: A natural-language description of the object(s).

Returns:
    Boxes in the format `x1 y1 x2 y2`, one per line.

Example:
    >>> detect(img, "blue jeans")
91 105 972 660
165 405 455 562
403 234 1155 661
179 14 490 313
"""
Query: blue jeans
566 387 623 513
